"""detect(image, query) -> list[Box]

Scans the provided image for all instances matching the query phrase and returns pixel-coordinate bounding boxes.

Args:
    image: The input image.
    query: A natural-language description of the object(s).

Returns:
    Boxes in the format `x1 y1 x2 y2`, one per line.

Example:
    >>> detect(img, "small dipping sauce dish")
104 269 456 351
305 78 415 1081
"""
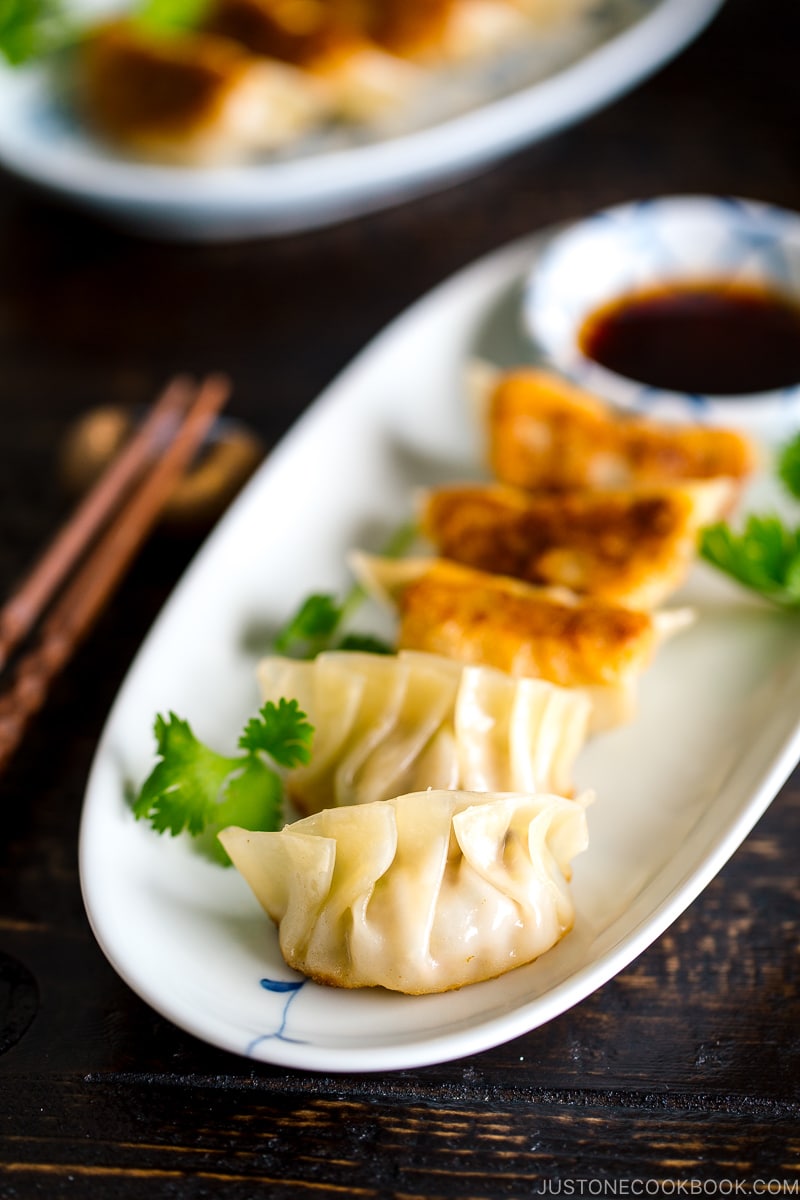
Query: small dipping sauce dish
522 196 800 444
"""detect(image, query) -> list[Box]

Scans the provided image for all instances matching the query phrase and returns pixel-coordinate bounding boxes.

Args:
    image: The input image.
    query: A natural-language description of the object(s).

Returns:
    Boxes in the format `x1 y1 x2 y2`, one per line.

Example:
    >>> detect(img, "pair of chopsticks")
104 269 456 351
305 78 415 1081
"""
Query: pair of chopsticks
0 373 232 773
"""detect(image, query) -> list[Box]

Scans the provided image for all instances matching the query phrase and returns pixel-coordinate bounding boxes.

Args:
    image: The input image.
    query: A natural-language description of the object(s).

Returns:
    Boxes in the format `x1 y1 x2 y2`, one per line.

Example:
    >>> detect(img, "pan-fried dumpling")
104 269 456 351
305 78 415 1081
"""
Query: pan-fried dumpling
81 20 329 165
219 788 589 993
202 0 424 123
257 649 589 812
418 478 733 608
350 554 693 731
481 367 757 491
364 0 529 63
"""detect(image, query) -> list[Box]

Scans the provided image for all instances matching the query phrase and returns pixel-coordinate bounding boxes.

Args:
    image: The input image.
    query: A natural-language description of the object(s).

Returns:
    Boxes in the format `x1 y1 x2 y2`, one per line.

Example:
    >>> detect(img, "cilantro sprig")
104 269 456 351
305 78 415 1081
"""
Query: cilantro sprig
698 430 800 609
135 0 211 35
133 699 313 862
272 522 417 659
272 590 394 658
777 431 800 501
0 0 75 65
0 0 211 66
700 515 800 609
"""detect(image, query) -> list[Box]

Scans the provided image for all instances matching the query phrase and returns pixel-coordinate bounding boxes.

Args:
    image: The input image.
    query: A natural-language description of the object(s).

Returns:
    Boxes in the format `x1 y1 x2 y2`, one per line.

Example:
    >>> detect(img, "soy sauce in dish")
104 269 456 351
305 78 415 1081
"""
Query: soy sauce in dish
578 280 800 396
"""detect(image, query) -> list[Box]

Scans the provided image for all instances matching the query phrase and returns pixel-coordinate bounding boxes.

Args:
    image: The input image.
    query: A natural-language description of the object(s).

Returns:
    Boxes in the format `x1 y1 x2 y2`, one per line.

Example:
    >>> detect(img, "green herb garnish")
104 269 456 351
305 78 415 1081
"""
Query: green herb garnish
0 0 75 65
133 699 313 862
273 589 395 658
272 521 417 659
700 515 800 609
777 431 800 501
0 0 211 66
135 0 211 35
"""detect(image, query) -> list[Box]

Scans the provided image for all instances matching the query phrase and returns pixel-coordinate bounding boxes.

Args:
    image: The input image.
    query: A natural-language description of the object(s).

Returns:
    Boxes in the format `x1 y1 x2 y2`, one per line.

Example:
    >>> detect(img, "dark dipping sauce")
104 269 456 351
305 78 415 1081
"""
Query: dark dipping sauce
579 279 800 396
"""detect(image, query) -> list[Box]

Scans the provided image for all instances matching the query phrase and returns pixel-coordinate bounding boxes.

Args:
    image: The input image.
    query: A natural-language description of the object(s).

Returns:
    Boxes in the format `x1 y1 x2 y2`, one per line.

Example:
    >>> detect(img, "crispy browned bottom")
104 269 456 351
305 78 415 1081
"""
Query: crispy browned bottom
420 482 704 607
284 918 574 994
202 0 366 67
488 368 757 490
367 0 456 56
82 21 254 140
395 561 657 687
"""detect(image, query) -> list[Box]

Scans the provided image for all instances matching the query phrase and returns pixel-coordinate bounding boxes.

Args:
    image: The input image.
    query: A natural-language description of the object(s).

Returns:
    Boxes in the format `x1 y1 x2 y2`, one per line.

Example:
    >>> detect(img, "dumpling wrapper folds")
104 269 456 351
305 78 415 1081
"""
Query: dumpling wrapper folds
219 788 590 994
349 553 693 732
257 649 590 813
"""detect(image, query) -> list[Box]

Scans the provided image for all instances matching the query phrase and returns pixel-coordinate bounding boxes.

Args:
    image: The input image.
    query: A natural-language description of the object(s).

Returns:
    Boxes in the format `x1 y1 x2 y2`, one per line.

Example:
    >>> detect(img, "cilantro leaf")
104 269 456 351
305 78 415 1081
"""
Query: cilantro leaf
134 701 314 861
135 0 211 35
0 0 211 66
273 593 342 657
238 698 313 768
777 431 800 501
214 755 283 834
272 521 417 659
336 632 393 654
133 712 239 836
0 0 75 66
700 516 800 608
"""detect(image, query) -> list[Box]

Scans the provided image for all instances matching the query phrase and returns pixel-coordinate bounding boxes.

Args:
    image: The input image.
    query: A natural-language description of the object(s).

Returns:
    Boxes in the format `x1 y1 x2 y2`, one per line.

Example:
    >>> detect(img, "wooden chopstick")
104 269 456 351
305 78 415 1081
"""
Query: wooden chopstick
0 373 232 773
0 374 196 672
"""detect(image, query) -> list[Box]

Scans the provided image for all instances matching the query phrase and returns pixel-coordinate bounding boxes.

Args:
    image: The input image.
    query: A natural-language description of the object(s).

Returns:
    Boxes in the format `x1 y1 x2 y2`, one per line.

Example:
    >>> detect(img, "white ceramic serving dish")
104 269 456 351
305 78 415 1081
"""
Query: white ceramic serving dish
522 195 800 442
79 226 800 1073
0 0 724 240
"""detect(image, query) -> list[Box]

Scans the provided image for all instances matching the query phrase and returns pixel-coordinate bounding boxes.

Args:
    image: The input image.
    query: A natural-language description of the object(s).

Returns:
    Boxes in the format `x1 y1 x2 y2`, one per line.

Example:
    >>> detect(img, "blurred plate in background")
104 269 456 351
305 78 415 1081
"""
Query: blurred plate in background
0 0 724 240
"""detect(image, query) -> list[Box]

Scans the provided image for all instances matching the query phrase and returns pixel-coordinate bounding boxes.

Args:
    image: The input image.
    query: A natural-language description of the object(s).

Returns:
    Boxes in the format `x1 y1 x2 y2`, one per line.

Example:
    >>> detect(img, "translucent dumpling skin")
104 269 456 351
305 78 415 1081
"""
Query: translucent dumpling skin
219 789 589 994
257 650 590 813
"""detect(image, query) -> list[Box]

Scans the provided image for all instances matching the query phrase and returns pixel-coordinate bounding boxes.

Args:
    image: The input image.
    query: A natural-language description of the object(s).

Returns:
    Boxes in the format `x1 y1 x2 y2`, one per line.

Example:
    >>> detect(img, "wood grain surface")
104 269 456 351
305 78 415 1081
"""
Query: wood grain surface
0 0 798 1194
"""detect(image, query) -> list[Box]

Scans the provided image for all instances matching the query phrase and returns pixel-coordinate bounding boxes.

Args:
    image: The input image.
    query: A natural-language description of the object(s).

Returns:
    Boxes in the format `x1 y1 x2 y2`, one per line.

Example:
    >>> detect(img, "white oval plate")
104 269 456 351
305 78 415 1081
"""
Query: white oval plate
0 0 724 240
79 228 800 1072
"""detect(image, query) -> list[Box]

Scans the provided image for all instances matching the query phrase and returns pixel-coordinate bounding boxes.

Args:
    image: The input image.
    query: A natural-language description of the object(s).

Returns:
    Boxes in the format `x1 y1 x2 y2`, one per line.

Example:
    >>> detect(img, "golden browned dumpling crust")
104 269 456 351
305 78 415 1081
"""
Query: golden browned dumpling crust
81 18 329 163
394 559 657 687
419 480 729 608
82 21 255 140
487 369 758 490
202 0 366 67
366 0 456 56
204 0 522 67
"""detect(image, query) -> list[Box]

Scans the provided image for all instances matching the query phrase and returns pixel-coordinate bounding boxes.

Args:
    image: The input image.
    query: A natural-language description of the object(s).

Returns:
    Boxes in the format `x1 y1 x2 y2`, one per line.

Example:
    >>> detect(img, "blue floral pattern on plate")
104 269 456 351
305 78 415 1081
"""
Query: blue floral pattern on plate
246 978 308 1054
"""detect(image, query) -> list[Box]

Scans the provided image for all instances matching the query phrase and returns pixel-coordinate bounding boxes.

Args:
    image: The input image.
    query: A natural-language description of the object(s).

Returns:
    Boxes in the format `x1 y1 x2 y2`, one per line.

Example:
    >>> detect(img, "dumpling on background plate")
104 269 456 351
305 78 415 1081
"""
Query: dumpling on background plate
219 787 590 994
360 0 531 63
202 0 425 123
80 19 330 164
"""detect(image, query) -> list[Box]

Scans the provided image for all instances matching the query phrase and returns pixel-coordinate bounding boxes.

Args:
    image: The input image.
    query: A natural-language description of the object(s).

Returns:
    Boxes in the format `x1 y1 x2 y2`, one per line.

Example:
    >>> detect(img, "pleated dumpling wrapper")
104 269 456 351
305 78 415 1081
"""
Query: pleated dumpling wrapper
349 554 693 733
219 789 590 994
257 650 590 814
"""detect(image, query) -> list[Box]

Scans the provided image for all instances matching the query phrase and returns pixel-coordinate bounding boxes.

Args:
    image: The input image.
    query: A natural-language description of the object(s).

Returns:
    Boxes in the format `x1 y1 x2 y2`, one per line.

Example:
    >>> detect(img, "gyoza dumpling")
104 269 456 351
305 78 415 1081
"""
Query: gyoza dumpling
481 367 757 491
363 0 530 63
219 788 589 993
418 478 734 608
202 0 425 124
81 20 329 165
257 649 589 812
350 554 693 731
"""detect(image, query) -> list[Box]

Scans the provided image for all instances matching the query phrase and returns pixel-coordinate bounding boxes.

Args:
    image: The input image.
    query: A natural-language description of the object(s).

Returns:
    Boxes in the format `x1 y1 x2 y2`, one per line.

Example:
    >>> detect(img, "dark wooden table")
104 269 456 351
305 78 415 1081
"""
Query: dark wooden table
1 0 798 1193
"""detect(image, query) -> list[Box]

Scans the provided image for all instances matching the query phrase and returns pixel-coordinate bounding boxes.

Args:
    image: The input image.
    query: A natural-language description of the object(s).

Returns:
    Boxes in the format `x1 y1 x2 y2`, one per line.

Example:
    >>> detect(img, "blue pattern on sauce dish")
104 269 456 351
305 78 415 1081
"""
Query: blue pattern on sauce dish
522 196 800 443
